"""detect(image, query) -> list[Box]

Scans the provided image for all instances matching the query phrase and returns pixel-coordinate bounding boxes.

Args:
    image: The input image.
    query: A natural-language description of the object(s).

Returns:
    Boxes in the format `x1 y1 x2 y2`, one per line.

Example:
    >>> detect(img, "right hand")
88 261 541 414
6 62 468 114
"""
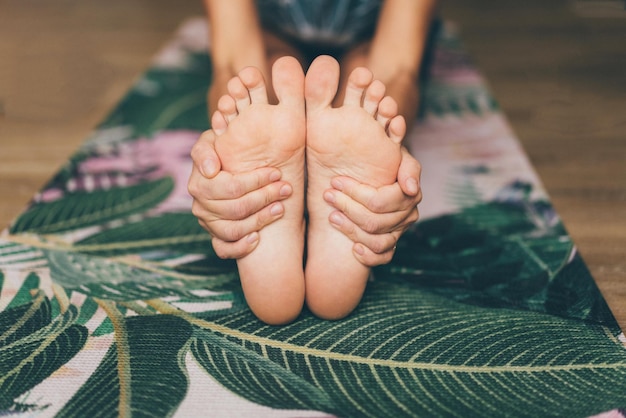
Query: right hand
188 129 293 259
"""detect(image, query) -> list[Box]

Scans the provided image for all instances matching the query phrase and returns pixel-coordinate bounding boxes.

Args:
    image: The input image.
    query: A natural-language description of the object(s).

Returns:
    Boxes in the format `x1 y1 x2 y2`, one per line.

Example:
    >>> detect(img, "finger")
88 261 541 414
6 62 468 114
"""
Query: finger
324 177 417 213
397 146 422 197
190 130 222 178
352 242 397 268
325 188 418 234
211 233 260 259
193 167 284 200
329 176 414 214
329 210 404 253
203 201 286 242
202 180 292 220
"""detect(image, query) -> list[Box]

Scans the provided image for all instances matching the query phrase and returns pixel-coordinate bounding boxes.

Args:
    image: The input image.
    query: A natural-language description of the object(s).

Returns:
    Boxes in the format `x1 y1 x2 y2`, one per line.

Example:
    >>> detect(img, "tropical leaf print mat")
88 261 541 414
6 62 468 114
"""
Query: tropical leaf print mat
1 18 625 418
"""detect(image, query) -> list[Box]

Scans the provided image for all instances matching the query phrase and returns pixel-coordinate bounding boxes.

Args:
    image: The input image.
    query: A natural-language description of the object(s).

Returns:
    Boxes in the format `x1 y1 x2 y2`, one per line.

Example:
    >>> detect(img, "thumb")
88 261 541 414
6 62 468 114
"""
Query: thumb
397 146 421 196
191 130 222 178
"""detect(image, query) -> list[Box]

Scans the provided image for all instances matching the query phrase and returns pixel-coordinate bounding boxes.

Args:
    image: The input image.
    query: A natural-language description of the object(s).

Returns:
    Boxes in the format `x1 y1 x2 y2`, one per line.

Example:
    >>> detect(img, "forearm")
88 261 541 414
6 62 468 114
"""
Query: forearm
204 0 269 111
367 0 438 123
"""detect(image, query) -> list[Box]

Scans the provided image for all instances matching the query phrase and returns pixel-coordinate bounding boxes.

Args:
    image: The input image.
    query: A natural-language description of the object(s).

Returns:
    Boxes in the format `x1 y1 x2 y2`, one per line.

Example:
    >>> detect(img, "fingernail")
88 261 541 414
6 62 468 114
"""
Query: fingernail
406 178 419 195
324 191 336 204
329 212 343 226
331 178 344 191
270 203 283 216
246 232 259 243
269 170 281 182
354 244 365 255
202 159 217 176
280 184 292 197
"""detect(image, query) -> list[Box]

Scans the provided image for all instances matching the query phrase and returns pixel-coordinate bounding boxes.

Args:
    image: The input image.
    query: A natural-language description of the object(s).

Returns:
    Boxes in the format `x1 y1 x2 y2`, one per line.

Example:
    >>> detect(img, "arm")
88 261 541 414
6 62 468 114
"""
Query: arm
368 0 438 123
328 0 436 265
204 0 269 112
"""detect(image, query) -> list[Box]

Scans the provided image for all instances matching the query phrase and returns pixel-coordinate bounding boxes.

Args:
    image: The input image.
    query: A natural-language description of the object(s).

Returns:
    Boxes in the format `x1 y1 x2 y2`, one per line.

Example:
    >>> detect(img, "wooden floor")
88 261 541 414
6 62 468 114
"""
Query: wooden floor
0 0 624 331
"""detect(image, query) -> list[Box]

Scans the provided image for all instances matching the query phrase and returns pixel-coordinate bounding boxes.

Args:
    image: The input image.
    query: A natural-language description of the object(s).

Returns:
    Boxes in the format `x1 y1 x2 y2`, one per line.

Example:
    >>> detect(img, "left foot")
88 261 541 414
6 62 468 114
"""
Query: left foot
304 55 405 319
212 57 306 325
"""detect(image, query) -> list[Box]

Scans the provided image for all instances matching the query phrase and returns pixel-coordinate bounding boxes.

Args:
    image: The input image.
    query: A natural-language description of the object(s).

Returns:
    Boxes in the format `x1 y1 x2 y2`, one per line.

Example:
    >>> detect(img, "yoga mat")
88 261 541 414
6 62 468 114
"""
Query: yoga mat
1 18 625 417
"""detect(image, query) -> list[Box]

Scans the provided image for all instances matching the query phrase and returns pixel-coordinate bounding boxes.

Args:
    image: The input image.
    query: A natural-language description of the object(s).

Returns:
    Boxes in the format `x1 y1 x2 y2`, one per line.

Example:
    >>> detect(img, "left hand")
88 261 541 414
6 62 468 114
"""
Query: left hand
323 146 422 266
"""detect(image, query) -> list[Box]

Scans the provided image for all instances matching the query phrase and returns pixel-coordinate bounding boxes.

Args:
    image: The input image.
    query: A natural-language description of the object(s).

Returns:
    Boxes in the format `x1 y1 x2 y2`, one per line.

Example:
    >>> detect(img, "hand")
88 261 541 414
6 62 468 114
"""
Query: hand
188 130 293 259
323 146 422 266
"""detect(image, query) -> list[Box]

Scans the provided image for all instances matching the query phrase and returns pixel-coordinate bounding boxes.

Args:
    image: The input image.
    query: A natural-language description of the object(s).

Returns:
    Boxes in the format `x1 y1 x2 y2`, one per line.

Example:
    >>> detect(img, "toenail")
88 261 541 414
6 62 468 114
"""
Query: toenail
324 191 336 203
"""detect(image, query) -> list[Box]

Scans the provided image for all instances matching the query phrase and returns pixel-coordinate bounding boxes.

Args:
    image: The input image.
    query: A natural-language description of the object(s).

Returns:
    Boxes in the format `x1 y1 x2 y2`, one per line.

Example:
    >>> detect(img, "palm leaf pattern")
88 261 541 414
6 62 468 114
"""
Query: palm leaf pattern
186 287 626 417
0 18 623 417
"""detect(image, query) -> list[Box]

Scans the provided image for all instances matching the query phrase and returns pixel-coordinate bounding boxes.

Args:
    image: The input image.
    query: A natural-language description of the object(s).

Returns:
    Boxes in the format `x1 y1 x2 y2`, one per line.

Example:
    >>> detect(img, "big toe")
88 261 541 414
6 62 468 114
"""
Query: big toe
272 56 305 108
304 55 340 111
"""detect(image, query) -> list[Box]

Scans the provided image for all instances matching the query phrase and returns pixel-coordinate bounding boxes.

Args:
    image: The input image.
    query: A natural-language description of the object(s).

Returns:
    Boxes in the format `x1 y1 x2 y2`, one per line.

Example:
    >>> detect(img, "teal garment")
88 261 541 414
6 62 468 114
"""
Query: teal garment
256 0 382 50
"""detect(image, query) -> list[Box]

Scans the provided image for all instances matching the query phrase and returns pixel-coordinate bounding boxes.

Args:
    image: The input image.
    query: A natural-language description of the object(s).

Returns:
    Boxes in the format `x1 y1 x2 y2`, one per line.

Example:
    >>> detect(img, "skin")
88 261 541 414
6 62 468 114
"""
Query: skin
304 56 405 319
188 0 435 321
211 57 306 324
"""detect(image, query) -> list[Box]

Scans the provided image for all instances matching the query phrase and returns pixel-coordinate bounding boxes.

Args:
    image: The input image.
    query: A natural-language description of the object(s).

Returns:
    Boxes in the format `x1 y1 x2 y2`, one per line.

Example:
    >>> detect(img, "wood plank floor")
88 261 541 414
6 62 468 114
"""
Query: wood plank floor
0 0 624 331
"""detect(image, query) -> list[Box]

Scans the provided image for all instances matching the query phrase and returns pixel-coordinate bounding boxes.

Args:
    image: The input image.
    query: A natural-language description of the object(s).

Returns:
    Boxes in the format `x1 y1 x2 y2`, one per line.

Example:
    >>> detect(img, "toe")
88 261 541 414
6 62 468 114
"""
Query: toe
343 67 373 107
217 94 238 123
227 76 251 112
211 111 228 135
304 55 340 111
239 66 269 105
272 56 305 108
376 96 399 129
363 79 386 116
387 115 406 144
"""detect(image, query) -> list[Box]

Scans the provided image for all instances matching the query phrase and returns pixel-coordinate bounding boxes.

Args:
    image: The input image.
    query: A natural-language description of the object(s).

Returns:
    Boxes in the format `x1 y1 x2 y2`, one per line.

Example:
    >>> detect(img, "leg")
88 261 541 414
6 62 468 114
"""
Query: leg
304 55 405 319
212 56 306 325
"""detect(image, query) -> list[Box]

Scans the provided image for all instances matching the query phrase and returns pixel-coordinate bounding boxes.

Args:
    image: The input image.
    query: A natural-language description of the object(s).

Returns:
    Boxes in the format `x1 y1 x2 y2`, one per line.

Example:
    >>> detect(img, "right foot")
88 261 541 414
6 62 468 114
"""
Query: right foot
304 56 405 319
212 56 306 324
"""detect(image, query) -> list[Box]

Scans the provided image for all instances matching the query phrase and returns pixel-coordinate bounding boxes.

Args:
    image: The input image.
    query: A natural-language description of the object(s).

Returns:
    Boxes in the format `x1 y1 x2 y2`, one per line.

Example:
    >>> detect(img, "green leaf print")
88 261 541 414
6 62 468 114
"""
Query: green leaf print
57 311 192 418
99 65 211 137
73 213 214 257
191 328 336 412
185 284 626 418
0 293 88 411
5 271 39 309
381 200 615 325
45 249 237 301
0 241 46 270
10 178 174 234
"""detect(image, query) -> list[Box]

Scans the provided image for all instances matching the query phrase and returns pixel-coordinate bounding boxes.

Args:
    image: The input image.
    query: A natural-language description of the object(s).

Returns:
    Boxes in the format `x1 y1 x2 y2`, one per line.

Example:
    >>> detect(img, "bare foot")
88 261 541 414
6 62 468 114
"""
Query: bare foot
213 56 306 324
304 55 405 319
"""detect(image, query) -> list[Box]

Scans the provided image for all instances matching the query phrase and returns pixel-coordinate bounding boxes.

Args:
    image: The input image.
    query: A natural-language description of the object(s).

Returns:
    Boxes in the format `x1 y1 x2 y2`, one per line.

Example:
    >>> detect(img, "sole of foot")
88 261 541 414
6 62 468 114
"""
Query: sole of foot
213 56 307 324
304 55 405 320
